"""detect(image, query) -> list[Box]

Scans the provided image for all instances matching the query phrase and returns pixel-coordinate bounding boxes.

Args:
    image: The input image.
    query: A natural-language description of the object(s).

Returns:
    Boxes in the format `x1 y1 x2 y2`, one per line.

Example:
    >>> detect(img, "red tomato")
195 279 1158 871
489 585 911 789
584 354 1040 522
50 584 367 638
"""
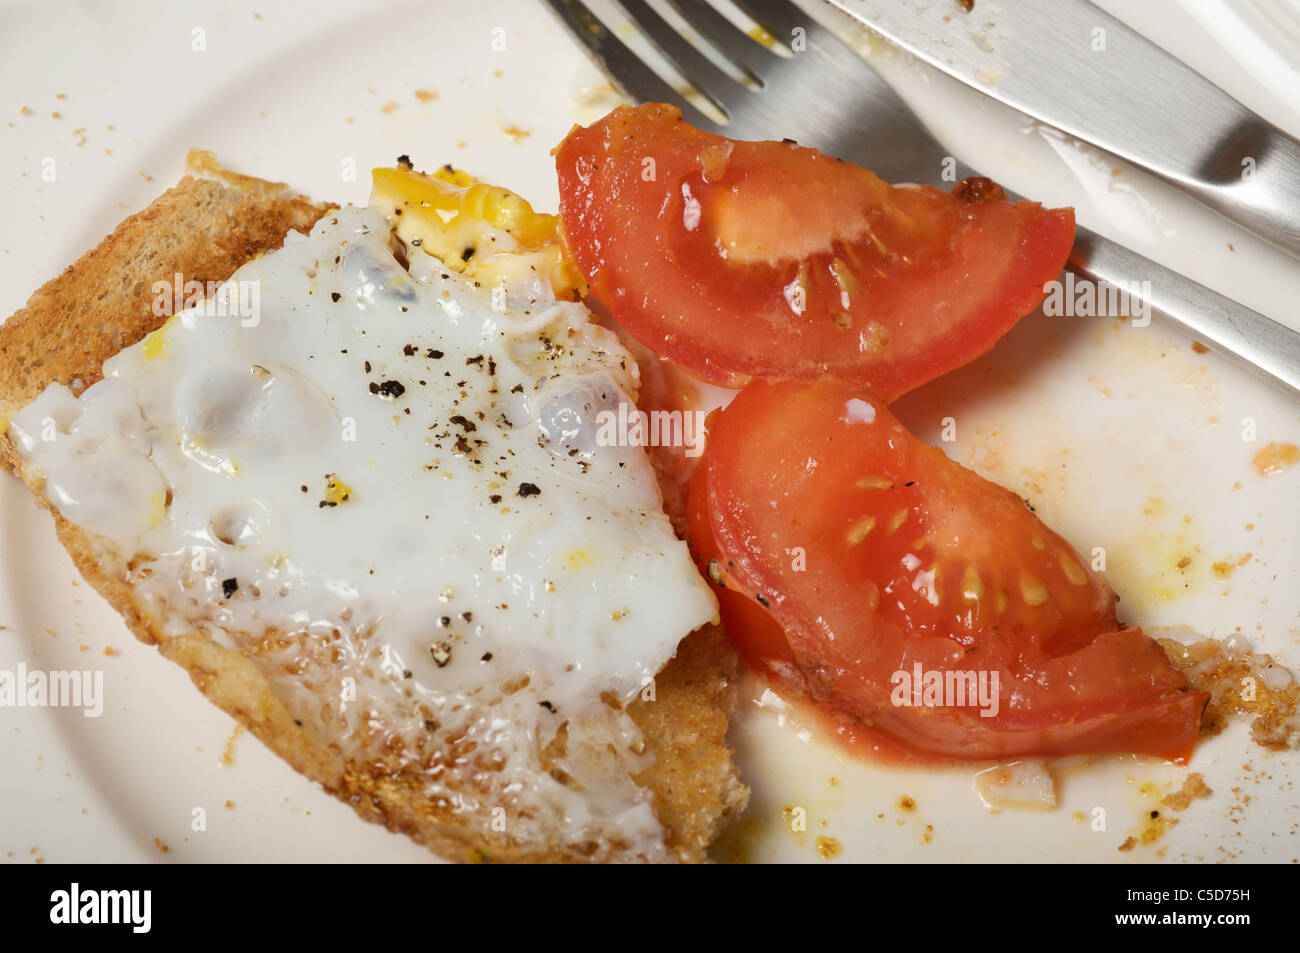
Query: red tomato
687 380 1207 763
555 103 1075 401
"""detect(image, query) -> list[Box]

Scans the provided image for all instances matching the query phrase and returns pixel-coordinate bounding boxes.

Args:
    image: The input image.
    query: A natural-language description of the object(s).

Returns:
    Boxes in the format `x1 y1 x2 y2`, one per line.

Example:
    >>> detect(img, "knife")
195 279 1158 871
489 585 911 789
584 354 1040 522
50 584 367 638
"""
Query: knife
829 0 1300 258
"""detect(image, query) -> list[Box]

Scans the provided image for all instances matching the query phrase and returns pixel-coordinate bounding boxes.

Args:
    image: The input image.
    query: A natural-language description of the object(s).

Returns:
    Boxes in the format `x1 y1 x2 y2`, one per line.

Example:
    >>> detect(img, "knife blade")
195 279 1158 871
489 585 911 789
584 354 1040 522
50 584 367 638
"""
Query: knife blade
829 0 1300 258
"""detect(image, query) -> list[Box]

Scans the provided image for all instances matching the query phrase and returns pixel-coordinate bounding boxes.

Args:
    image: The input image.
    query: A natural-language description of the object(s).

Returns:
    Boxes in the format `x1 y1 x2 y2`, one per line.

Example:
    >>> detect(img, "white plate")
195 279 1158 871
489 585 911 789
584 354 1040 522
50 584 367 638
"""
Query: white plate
0 0 1296 863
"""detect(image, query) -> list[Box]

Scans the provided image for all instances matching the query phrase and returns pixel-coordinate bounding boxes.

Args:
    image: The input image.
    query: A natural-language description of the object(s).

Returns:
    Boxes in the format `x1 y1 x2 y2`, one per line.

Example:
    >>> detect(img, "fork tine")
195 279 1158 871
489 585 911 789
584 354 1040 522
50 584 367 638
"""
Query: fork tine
731 0 823 52
542 0 726 132
620 0 746 116
665 0 782 80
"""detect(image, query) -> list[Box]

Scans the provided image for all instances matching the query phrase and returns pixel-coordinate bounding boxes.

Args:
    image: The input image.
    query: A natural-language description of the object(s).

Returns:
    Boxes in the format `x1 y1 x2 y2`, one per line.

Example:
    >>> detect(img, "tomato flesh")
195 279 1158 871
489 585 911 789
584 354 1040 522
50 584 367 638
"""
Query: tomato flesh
687 380 1207 762
555 103 1076 401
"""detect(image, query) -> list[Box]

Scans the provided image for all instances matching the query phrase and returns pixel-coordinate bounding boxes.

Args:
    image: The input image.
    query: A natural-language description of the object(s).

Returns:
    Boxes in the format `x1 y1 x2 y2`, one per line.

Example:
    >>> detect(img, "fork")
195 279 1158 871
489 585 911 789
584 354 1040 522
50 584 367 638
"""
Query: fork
543 0 1300 396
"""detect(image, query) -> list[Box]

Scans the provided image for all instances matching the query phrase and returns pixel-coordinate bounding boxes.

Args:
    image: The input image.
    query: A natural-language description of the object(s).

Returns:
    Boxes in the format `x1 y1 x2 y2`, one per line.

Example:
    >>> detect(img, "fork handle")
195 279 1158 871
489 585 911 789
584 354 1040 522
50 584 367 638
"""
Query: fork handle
1067 224 1300 395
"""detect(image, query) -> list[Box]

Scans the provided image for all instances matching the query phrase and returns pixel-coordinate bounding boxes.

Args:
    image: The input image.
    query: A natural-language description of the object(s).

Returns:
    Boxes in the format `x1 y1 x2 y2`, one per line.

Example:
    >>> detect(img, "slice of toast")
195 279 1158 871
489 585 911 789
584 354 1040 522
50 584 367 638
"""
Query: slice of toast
0 153 747 863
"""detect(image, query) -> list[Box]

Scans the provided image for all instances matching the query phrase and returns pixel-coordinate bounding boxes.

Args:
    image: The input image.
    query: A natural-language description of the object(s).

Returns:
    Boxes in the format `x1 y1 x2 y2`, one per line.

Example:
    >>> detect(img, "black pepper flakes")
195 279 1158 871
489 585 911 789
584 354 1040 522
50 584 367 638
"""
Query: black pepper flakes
517 482 541 497
427 348 444 359
369 380 406 399
539 700 556 713
756 592 770 607
330 292 341 303
222 578 238 598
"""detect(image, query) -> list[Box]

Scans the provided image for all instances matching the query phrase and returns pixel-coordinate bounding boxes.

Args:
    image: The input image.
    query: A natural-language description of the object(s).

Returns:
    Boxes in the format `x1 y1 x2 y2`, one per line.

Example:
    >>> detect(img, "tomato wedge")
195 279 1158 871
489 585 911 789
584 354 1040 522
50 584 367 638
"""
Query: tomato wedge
555 103 1076 400
687 380 1207 762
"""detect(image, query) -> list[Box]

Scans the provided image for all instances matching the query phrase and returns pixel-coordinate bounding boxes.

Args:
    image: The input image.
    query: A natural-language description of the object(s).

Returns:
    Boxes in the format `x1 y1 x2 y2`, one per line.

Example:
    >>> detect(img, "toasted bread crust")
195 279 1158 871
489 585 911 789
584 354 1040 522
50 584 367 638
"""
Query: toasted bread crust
0 151 330 418
0 158 746 862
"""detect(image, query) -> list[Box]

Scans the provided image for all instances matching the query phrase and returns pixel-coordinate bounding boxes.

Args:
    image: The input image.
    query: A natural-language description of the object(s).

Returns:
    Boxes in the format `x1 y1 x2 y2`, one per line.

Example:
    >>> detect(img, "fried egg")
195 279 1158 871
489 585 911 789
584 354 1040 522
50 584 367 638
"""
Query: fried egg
9 203 717 858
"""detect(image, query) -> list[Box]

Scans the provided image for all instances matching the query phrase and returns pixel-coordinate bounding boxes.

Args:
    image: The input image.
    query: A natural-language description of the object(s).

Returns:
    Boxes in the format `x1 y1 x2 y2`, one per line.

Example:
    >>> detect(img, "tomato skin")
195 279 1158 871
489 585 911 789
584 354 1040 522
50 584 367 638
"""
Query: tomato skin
555 103 1076 401
687 380 1207 763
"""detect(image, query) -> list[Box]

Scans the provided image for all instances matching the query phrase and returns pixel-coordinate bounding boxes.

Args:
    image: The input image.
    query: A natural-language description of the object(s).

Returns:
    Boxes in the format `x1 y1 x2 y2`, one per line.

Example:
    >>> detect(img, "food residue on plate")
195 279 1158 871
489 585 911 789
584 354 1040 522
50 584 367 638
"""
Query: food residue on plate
815 836 842 859
1253 441 1299 476
1160 635 1300 750
1118 773 1213 853
221 724 244 766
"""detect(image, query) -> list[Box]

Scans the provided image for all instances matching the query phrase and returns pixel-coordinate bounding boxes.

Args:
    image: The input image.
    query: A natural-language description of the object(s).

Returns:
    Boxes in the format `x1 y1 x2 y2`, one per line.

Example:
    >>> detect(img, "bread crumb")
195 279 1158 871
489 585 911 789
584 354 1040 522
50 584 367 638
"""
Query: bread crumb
1163 772 1213 811
1192 341 1209 354
20 106 33 116
381 101 399 114
414 88 438 104
51 111 62 120
103 646 117 656
153 837 169 853
221 724 244 766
